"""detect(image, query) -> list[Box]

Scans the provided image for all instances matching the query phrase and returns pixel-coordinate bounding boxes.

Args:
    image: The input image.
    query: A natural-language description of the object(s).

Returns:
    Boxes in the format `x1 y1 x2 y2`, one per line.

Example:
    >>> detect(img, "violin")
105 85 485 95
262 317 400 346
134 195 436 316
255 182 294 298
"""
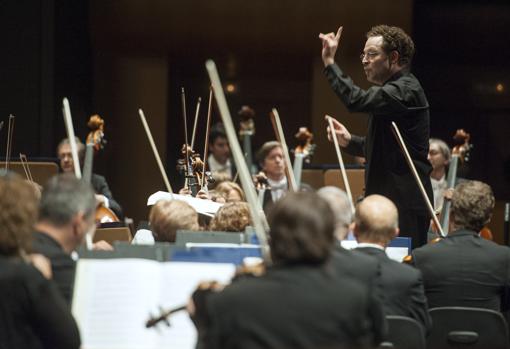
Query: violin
83 114 120 223
292 127 316 188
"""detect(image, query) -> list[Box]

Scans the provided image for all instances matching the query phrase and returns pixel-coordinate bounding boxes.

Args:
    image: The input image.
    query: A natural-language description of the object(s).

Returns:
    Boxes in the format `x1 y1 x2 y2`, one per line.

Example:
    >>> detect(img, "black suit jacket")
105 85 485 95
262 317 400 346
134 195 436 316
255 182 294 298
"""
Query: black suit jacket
31 231 75 304
91 173 123 219
202 262 376 349
411 229 510 311
324 65 433 212
330 245 387 345
0 256 80 349
356 246 431 332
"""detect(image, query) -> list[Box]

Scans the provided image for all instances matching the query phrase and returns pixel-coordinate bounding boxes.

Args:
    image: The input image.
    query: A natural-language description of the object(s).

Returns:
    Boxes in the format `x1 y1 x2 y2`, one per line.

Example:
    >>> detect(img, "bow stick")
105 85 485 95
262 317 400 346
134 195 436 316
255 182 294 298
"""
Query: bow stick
190 97 202 151
62 98 82 178
138 108 174 195
269 109 298 192
326 115 355 214
202 87 213 188
391 121 445 238
5 114 15 171
206 59 271 262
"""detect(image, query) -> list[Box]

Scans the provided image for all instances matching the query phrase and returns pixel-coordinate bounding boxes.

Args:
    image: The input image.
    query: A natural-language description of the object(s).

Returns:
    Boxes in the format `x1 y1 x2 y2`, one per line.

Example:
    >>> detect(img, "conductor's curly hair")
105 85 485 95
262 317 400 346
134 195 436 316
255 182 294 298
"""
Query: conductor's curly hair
367 25 415 66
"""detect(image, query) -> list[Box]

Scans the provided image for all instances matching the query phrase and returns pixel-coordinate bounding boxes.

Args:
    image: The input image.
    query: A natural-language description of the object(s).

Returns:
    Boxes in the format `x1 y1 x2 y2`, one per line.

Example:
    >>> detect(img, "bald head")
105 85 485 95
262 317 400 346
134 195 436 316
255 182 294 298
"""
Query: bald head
354 195 399 246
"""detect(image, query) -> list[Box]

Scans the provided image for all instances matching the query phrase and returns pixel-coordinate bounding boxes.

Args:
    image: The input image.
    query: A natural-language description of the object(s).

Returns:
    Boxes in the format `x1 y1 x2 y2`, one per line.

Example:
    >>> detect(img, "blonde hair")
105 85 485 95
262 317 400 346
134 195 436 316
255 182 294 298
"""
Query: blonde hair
209 202 252 232
214 181 246 202
149 200 199 242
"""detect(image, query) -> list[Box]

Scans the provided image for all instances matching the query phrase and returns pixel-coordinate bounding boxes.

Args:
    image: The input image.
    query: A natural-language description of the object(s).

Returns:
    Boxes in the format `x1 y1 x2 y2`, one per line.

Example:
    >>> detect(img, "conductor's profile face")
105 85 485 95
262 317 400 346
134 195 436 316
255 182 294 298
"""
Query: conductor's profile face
58 143 74 173
361 36 391 86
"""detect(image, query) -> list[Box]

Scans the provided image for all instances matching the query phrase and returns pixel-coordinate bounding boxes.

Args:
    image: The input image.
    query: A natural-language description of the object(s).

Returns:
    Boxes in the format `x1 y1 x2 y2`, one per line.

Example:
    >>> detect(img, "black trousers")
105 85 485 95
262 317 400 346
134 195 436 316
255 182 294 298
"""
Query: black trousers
398 209 430 249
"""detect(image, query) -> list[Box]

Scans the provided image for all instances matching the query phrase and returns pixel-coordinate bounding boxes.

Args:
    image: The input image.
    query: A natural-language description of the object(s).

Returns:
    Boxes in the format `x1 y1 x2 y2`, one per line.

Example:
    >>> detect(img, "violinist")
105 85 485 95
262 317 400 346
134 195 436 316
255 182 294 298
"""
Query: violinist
353 194 431 332
189 192 379 349
57 137 124 219
0 172 81 349
428 138 451 211
320 25 433 248
410 180 510 311
207 123 235 180
31 174 112 304
256 141 287 211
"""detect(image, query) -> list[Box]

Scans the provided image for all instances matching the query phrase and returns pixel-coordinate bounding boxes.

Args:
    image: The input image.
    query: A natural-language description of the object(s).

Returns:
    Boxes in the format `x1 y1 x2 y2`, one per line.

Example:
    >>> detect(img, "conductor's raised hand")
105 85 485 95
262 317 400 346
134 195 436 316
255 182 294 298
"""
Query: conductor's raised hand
318 26 343 67
326 116 351 147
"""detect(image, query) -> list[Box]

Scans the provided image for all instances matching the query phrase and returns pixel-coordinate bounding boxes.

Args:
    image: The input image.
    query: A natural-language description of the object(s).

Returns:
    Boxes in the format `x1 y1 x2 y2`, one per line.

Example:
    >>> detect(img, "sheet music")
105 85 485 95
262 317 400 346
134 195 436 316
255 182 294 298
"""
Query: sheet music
147 191 223 216
72 259 235 349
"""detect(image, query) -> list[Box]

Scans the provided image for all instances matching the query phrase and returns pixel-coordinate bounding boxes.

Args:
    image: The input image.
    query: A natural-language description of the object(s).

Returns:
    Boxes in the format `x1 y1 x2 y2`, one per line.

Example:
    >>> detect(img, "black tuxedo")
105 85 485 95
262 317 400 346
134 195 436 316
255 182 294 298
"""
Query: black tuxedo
31 231 76 304
330 245 387 345
356 246 431 332
324 64 433 248
411 229 510 311
91 173 123 219
0 256 80 349
201 262 377 349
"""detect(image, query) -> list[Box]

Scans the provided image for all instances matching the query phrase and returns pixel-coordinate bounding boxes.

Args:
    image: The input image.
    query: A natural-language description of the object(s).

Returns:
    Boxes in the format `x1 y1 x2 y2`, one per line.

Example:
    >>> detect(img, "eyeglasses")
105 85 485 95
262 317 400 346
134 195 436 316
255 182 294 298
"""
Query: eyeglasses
360 51 381 61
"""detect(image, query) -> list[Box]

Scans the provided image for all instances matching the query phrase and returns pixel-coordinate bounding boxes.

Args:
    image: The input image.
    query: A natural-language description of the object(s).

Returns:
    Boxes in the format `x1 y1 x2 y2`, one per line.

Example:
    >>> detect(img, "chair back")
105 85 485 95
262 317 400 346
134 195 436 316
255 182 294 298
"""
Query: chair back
427 307 509 349
380 315 426 349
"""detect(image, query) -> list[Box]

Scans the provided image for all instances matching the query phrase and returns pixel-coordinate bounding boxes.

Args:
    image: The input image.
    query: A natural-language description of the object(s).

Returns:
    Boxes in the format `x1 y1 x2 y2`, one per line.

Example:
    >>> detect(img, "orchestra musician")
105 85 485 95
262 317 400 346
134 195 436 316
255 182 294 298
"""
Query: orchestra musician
57 137 124 219
410 180 510 311
428 138 451 211
256 141 288 211
353 194 431 332
207 123 235 180
0 172 81 349
31 174 112 304
189 192 382 349
320 25 433 248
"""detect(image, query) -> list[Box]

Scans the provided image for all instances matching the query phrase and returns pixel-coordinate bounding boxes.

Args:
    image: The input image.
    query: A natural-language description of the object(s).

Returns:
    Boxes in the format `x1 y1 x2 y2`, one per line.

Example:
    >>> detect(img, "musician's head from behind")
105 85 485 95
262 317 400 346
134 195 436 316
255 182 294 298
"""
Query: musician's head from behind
451 180 495 233
317 186 353 241
257 141 285 181
428 138 451 172
0 172 39 257
57 137 85 173
268 192 335 265
209 202 252 233
150 200 199 243
36 174 96 253
214 181 246 202
363 25 415 85
353 195 399 248
209 124 230 165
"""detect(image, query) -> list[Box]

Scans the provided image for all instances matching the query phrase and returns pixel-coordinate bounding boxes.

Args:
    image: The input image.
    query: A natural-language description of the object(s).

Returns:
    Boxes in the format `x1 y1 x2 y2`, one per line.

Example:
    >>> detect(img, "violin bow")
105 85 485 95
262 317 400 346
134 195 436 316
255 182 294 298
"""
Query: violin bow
326 115 355 214
138 108 174 195
202 87 213 188
181 88 191 178
391 121 445 238
206 59 271 263
269 109 298 192
190 97 202 151
19 153 34 183
5 114 15 171
62 98 82 179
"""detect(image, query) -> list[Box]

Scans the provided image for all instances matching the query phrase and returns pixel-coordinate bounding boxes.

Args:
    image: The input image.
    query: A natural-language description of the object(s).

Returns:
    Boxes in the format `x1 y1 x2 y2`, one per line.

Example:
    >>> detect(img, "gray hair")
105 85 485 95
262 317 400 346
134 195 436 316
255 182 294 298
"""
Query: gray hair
39 174 96 226
57 137 86 160
317 186 352 240
429 138 451 162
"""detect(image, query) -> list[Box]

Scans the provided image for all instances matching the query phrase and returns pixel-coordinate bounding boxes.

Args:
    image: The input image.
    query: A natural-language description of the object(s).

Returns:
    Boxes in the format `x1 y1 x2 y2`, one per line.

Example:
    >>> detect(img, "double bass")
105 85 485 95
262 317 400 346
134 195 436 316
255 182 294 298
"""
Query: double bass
82 115 120 223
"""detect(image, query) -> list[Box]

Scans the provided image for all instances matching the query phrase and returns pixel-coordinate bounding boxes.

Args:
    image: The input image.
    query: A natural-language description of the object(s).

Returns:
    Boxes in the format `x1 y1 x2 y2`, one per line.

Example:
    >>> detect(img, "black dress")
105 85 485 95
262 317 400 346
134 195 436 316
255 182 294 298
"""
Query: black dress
0 256 80 349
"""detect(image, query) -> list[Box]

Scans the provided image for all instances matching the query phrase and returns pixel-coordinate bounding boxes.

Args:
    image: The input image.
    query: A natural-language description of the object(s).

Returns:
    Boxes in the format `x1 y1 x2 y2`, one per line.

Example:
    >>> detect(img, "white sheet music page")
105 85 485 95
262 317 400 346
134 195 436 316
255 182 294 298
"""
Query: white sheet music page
72 259 235 349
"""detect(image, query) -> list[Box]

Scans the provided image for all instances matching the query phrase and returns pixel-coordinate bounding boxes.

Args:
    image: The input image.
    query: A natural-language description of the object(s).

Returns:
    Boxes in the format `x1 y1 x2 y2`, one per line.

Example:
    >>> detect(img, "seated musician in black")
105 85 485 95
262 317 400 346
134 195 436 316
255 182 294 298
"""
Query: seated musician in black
207 124 235 180
353 194 431 332
57 137 123 219
0 172 80 349
411 180 510 311
189 192 382 349
32 174 108 304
